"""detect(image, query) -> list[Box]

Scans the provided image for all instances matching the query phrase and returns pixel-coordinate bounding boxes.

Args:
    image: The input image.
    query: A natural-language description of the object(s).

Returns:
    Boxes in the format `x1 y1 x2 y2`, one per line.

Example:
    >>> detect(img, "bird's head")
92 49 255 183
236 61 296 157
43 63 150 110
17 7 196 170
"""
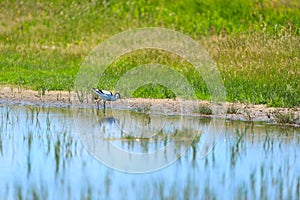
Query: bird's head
115 92 121 99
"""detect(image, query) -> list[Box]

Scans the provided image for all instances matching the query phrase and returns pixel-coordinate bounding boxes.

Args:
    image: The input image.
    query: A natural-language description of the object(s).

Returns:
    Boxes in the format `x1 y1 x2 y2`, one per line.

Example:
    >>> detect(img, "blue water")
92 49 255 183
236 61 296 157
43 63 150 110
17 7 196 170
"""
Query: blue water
0 105 299 199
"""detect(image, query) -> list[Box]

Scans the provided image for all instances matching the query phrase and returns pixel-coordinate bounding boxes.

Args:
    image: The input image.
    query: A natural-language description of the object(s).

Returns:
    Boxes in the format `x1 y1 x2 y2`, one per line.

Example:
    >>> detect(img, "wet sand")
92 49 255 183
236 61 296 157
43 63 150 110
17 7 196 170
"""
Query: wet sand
0 86 299 126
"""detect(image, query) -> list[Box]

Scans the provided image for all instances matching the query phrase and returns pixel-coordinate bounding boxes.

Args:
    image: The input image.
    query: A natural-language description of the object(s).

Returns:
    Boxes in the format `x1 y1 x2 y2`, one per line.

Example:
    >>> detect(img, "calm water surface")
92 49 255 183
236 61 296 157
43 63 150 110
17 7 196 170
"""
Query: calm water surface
0 104 299 199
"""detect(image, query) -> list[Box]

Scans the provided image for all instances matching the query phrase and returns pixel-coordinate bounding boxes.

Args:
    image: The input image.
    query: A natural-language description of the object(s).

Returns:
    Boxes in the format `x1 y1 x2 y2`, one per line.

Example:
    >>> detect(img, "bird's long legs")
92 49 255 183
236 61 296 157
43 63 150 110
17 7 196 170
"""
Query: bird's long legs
103 101 106 113
96 100 100 110
94 98 107 114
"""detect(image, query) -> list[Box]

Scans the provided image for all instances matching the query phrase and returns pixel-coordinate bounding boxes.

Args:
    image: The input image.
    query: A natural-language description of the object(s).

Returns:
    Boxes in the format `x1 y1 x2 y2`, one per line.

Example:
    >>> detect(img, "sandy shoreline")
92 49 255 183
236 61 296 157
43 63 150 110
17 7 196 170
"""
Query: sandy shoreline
0 86 299 127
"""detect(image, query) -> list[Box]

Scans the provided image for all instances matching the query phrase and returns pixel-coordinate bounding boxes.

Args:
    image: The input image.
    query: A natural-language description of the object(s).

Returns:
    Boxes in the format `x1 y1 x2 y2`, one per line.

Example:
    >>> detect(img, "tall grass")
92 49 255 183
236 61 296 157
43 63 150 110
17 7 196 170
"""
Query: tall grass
205 32 300 107
0 0 299 107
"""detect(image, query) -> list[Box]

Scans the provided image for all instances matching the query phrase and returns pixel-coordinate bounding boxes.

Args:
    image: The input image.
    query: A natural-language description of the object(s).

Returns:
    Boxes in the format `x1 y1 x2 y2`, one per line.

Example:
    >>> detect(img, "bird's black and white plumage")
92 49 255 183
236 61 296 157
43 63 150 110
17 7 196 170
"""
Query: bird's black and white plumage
92 88 120 111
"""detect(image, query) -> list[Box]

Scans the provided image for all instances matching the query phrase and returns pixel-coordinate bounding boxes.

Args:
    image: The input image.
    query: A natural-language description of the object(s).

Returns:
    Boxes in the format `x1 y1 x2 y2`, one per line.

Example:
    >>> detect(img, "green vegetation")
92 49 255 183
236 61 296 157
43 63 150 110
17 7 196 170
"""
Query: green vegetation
198 105 213 115
227 104 239 114
0 0 299 107
273 110 299 125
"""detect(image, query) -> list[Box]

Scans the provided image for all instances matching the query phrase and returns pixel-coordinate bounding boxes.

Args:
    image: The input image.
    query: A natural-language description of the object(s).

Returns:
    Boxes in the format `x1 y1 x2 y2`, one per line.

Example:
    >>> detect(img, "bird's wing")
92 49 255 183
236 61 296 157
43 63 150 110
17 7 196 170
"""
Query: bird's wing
92 88 102 96
100 89 113 96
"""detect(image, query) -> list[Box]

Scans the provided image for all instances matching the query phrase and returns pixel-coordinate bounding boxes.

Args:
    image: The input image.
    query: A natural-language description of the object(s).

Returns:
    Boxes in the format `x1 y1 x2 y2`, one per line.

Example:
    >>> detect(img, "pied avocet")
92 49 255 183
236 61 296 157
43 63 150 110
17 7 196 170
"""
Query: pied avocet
92 88 121 111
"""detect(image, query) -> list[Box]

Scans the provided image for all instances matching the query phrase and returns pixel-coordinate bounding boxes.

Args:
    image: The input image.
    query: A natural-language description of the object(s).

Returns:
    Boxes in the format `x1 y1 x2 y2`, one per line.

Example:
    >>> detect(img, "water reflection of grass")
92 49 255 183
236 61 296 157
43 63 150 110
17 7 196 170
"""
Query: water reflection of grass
224 123 300 199
114 129 201 154
0 106 300 199
0 133 2 156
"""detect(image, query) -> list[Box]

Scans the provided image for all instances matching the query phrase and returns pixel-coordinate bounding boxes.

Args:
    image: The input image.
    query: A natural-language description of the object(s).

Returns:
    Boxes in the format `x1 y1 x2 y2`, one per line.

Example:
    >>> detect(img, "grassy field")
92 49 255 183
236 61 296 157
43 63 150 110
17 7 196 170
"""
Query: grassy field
0 0 299 107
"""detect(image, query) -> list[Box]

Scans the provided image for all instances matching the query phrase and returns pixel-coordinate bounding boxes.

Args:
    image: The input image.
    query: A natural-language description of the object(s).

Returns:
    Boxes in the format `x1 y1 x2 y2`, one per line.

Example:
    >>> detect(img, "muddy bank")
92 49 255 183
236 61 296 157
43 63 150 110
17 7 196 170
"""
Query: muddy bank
0 86 299 127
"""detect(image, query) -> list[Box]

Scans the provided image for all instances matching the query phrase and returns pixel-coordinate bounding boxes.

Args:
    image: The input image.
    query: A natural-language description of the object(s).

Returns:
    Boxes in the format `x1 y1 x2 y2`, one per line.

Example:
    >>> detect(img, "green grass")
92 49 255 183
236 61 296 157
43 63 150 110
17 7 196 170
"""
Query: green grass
0 0 299 107
273 111 299 125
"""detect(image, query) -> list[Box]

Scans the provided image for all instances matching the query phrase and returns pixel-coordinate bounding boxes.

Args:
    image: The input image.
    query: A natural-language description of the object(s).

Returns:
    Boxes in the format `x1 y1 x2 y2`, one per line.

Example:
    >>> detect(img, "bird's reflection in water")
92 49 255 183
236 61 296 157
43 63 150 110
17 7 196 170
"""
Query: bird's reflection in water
98 116 116 126
96 110 154 136
93 109 200 154
96 111 118 139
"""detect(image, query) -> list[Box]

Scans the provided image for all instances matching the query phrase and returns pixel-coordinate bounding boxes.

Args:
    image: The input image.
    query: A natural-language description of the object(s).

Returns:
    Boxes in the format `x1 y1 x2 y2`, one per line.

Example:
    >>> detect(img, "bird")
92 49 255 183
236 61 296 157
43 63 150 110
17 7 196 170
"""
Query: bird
92 88 121 112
